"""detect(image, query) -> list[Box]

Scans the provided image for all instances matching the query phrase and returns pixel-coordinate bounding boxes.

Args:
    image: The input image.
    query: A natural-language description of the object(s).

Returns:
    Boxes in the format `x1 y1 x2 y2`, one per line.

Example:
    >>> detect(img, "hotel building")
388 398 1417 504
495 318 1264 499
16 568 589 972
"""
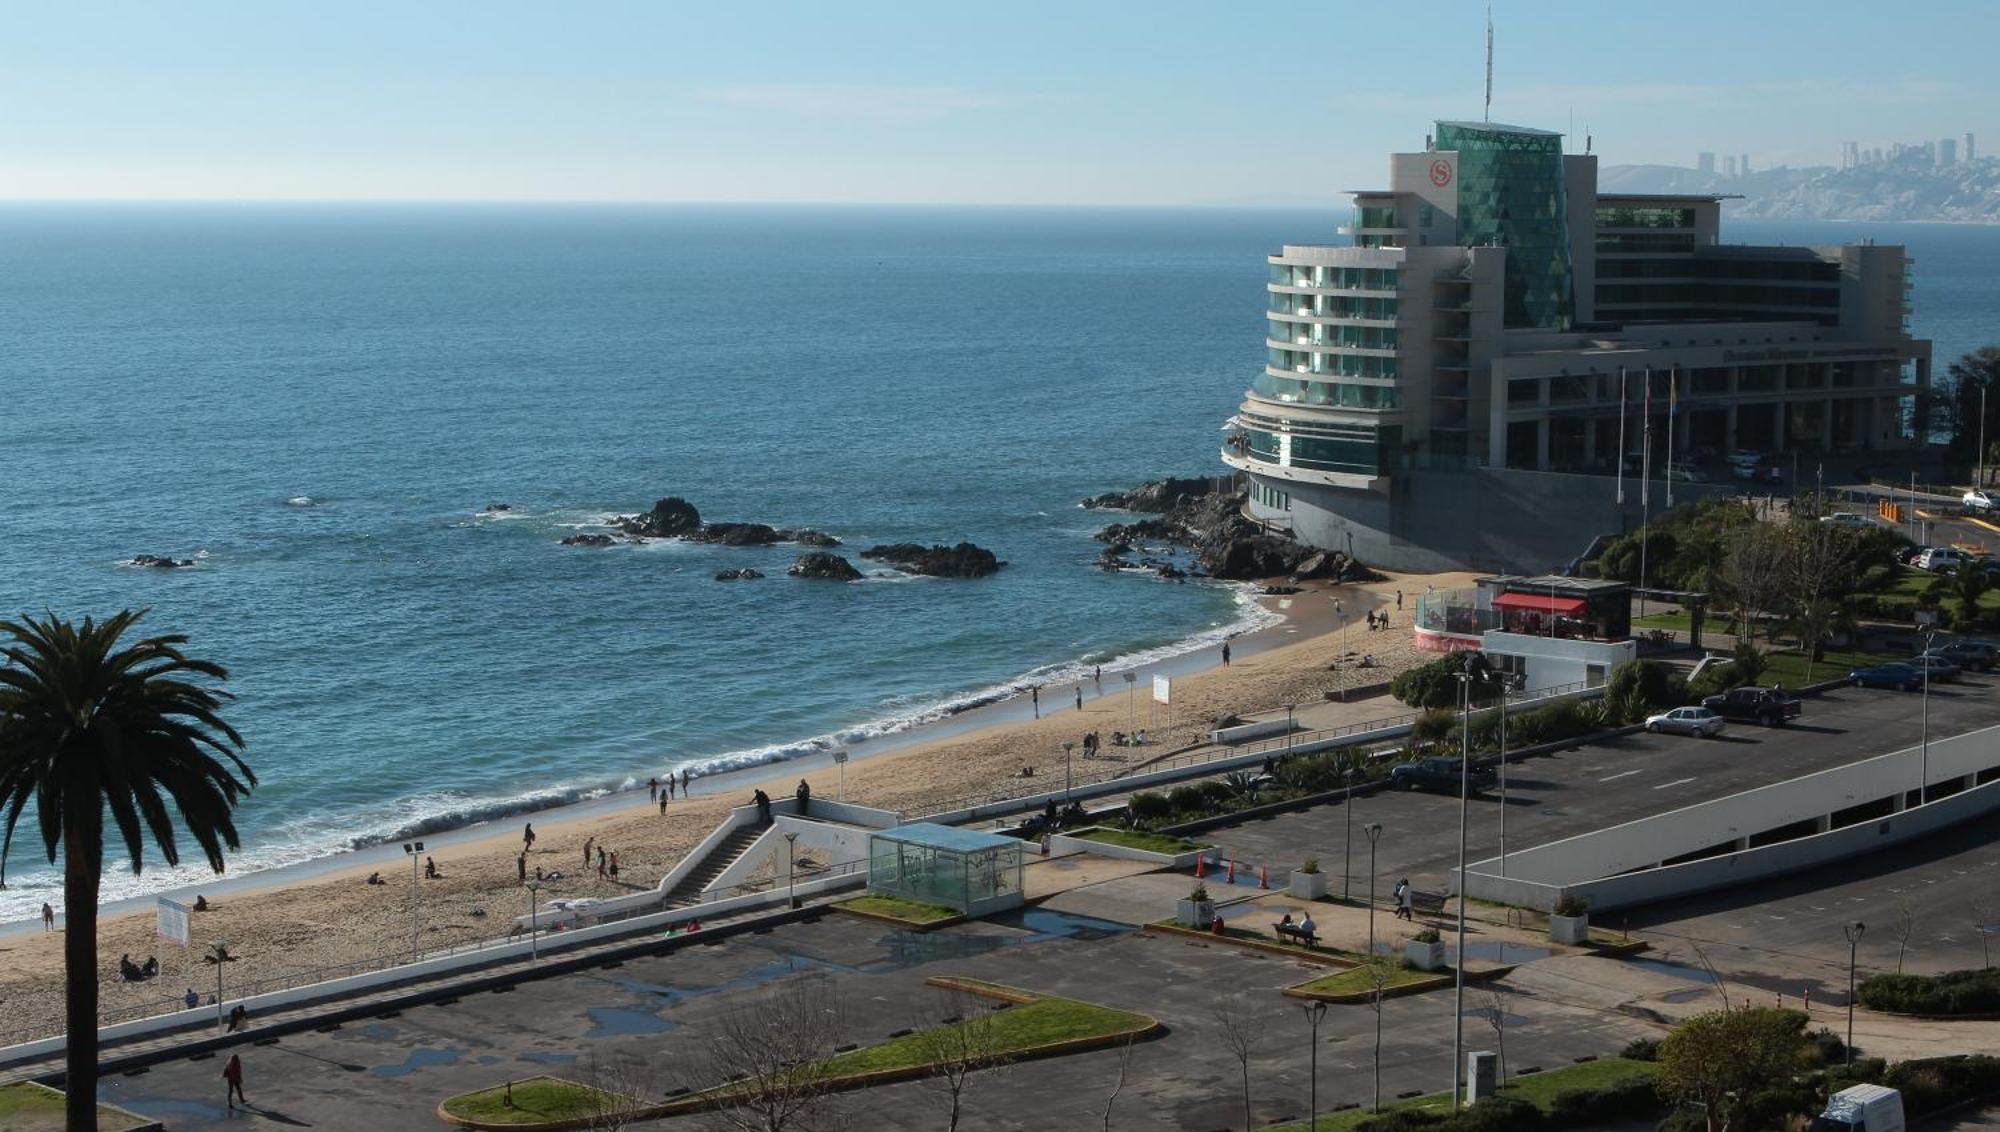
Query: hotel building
1222 121 1932 572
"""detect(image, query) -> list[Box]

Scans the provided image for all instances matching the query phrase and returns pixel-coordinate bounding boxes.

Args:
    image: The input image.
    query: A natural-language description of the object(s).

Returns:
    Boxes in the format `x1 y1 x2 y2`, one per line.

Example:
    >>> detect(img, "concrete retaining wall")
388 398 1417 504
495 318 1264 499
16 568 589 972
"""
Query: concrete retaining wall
1047 829 1213 869
704 814 873 894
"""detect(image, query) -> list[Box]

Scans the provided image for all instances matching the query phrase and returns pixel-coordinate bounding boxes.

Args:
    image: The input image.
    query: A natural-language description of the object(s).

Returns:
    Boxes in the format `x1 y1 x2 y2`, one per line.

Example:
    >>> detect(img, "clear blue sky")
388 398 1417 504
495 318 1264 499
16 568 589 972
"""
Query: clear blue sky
5 0 1994 204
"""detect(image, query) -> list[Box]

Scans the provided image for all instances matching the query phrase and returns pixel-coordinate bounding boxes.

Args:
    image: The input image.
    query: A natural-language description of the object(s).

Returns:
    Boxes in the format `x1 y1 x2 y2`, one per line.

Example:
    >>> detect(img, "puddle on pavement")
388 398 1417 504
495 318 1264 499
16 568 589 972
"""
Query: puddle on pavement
863 910 1133 972
520 1051 579 1065
1019 909 1133 942
585 1007 678 1039
370 1046 464 1078
1450 943 1553 965
116 1097 233 1122
361 1023 397 1040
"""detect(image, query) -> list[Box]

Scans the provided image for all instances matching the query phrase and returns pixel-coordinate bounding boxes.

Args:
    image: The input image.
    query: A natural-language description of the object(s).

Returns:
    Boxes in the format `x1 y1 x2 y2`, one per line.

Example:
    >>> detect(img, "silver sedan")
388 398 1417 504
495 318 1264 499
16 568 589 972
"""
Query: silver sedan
1643 706 1727 738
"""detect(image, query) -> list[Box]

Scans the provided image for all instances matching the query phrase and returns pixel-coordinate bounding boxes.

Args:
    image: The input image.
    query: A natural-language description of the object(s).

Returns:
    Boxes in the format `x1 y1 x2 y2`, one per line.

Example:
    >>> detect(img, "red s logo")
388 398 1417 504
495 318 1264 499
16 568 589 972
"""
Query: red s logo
1430 160 1453 187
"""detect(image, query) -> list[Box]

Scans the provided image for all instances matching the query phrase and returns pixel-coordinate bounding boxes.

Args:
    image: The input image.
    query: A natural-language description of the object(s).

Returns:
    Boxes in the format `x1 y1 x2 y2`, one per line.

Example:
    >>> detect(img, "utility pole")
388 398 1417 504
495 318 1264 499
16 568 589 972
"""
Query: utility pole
1844 921 1866 1064
1364 824 1383 957
1300 1000 1329 1130
1343 768 1358 901
525 881 541 959
403 840 425 963
1452 656 1475 1108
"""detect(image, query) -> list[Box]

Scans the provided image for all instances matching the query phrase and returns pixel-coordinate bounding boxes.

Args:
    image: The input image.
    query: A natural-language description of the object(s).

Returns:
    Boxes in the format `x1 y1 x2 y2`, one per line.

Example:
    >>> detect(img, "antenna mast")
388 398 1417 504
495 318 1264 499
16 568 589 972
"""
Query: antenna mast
1484 5 1494 122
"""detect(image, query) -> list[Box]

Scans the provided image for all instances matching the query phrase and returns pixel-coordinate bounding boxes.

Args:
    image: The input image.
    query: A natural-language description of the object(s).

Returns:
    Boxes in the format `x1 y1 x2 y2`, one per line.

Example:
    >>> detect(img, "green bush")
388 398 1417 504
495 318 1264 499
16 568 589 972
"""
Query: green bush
1880 1054 2000 1117
1393 652 1500 709
1546 1076 1660 1125
1619 1037 1660 1062
1412 708 1458 745
1858 968 2000 1015
1604 659 1676 722
1126 791 1172 824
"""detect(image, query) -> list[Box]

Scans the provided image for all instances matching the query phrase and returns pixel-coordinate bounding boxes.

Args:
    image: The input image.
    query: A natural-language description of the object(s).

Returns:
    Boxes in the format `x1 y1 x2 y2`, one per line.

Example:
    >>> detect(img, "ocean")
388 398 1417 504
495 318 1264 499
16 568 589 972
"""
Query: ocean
0 206 1992 918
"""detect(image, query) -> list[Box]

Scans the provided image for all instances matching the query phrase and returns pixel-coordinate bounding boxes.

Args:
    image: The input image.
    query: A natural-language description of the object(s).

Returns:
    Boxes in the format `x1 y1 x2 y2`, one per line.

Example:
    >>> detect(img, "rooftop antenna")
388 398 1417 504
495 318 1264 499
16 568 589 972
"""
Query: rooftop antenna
1483 5 1494 122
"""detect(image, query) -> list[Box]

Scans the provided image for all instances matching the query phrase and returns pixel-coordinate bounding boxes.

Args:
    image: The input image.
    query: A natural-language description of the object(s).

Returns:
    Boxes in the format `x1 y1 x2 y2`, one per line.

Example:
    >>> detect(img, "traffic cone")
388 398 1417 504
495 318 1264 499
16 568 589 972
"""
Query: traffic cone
1227 858 1236 884
1195 855 1205 879
1260 865 1269 889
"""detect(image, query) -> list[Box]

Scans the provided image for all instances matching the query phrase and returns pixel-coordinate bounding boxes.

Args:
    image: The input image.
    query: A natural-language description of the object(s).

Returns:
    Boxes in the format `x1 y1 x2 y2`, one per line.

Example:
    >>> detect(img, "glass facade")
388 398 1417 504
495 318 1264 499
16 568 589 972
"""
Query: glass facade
1595 206 1696 229
867 825 1023 915
1436 121 1574 330
1252 371 1401 409
1240 423 1401 476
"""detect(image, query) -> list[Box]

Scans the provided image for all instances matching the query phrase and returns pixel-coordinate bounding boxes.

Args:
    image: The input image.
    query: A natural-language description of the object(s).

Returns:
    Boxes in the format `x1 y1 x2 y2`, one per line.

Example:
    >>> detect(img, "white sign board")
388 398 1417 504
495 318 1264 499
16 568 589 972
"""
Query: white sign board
156 898 191 947
1153 675 1171 704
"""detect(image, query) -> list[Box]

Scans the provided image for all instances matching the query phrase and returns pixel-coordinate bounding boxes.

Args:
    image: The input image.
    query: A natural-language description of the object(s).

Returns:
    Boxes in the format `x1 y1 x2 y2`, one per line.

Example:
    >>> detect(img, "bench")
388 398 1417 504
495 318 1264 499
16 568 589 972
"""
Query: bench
1407 890 1448 918
1274 922 1320 947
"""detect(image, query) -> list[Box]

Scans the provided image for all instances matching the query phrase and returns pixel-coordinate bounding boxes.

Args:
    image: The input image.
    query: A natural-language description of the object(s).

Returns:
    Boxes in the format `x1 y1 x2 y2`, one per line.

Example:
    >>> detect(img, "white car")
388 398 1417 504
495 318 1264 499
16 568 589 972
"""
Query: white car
1965 490 1994 512
1643 706 1727 738
1918 547 1965 572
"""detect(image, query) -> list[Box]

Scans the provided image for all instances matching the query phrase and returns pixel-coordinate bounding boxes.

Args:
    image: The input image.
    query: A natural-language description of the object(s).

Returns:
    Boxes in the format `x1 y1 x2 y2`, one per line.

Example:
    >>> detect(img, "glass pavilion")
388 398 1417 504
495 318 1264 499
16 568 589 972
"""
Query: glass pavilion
867 823 1025 917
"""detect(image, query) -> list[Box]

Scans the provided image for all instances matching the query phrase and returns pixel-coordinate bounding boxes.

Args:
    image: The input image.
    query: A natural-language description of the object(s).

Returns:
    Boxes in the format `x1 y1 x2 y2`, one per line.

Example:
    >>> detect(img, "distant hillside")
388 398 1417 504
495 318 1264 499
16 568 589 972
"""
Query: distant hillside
1600 156 2000 224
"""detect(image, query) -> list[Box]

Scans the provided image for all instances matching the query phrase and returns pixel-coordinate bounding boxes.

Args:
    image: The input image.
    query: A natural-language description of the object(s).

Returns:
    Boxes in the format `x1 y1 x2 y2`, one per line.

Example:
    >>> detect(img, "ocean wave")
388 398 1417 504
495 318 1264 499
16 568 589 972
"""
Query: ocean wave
285 496 317 507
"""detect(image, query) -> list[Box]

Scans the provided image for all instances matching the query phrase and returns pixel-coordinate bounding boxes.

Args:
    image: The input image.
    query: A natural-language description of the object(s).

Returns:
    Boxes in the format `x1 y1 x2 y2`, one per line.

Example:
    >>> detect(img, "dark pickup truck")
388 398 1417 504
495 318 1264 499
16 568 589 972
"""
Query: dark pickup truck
1390 756 1498 794
1700 686 1802 727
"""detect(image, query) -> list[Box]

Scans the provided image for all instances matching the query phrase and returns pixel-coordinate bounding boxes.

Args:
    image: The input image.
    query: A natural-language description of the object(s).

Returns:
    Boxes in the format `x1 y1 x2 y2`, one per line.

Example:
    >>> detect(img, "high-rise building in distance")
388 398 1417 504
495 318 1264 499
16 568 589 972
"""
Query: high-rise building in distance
1939 138 1958 167
1223 120 1932 571
1697 151 1715 174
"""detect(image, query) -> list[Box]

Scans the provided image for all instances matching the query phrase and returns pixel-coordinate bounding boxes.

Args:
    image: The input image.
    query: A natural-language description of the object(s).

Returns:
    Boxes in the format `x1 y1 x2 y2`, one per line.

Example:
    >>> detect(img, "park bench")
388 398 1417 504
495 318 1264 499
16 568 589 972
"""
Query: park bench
1273 921 1319 947
1408 890 1448 918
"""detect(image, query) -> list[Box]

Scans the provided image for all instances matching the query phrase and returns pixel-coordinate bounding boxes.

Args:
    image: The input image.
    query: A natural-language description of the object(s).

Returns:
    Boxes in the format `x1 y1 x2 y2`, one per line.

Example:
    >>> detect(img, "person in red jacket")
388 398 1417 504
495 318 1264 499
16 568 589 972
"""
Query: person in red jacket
223 1053 246 1109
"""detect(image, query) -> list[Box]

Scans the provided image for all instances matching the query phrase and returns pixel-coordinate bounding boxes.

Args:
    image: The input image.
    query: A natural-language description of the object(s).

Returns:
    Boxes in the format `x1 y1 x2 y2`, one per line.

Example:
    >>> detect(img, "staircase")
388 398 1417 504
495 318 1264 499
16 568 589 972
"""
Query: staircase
663 824 767 907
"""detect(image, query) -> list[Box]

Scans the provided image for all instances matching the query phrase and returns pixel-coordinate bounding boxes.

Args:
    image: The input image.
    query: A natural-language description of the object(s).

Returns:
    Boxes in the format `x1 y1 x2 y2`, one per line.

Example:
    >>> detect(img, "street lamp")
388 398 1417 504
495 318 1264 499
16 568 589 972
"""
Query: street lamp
1364 823 1383 958
833 750 848 801
1285 703 1298 759
1343 768 1359 902
202 941 238 1032
784 832 800 910
1334 598 1347 701
1920 629 1936 805
1497 680 1510 878
1062 741 1076 802
402 841 425 963
1450 654 1486 1108
1844 921 1866 1064
1299 999 1329 1131
524 880 541 960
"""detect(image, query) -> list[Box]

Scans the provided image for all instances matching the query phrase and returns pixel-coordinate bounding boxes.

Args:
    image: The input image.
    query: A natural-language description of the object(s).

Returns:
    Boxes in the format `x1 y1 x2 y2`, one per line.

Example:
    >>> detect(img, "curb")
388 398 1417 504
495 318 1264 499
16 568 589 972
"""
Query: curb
1283 963 1515 1005
1144 921 1362 968
830 903 966 932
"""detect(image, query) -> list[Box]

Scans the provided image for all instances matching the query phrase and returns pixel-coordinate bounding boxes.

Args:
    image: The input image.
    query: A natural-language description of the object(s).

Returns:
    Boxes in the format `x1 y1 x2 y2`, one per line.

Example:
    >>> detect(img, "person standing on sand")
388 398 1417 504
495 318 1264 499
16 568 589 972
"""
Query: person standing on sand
667 776 676 801
40 902 53 931
659 793 668 815
523 823 536 852
1031 686 1039 718
1396 590 1404 610
681 769 690 794
517 853 527 884
648 777 658 803
608 851 619 880
1094 665 1102 691
1222 641 1231 665
1075 686 1083 711
583 837 594 868
596 847 607 877
223 1053 246 1109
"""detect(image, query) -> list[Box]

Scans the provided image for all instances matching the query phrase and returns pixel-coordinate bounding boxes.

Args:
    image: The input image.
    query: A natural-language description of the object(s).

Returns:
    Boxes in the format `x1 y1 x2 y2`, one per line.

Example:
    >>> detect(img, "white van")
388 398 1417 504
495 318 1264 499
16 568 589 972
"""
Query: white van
1810 1084 1904 1132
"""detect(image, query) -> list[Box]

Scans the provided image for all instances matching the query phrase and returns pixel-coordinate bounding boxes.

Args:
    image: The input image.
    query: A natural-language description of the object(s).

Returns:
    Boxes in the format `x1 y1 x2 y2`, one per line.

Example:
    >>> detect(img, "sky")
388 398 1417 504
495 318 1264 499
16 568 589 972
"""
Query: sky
4 0 1996 205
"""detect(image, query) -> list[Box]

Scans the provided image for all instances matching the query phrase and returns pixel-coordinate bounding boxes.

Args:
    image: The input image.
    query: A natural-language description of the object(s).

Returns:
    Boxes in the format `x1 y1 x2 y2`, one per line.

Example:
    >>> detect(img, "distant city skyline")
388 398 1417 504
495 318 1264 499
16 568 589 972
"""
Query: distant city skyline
3 0 1996 204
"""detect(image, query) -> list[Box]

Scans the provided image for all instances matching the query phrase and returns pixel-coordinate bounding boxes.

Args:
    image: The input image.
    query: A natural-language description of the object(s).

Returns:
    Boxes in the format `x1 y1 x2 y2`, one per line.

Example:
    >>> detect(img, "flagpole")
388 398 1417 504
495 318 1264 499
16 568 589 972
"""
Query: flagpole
1665 366 1678 509
1616 366 1627 506
1639 368 1652 617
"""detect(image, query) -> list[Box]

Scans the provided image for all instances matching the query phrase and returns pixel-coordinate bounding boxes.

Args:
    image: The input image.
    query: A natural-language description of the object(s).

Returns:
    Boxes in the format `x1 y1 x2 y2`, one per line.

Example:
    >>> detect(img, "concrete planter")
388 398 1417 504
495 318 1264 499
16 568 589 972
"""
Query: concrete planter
1289 870 1328 900
1406 938 1447 971
1176 899 1215 929
1549 913 1590 946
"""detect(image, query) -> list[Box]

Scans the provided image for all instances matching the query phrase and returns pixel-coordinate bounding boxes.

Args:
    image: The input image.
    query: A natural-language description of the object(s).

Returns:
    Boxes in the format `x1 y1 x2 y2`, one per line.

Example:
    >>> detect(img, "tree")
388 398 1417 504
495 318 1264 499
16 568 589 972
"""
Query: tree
0 611 254 1130
698 973 845 1132
1717 524 1790 643
1975 897 1995 970
1947 560 1990 625
1730 641 1767 688
1100 1036 1136 1132
1936 346 2000 464
1604 659 1675 723
1212 994 1268 1132
1366 960 1394 1111
577 1054 666 1131
1784 521 1863 668
1656 1007 1812 1132
913 987 1005 1132
1892 898 1919 975
1479 985 1512 1084
1390 652 1500 710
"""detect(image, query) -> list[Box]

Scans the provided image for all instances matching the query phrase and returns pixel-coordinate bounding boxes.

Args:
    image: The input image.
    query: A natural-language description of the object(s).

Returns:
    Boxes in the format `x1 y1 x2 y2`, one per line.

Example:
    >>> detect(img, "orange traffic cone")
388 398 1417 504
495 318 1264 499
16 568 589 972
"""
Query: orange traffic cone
1195 855 1206 879
1260 865 1269 889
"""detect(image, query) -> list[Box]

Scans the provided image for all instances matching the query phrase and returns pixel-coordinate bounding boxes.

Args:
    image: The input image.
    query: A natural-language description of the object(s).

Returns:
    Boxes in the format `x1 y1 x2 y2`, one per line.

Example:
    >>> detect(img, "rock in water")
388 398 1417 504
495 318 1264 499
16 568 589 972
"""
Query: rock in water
1080 477 1224 512
779 529 842 547
787 552 862 582
130 554 195 569
691 522 779 546
615 497 702 538
858 542 1003 578
560 533 616 548
715 568 765 581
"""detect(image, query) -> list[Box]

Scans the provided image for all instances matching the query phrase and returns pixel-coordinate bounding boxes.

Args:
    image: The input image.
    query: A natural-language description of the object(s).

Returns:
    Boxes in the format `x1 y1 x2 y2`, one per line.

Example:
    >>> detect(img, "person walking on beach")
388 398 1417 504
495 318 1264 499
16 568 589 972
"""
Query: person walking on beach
223 1053 246 1110
1075 686 1083 711
648 777 658 803
1396 589 1404 610
681 769 690 794
1094 665 1101 691
40 902 53 932
582 837 594 869
522 823 536 852
1222 641 1231 665
596 847 607 877
1031 686 1040 718
517 853 527 884
608 851 619 880
795 779 811 817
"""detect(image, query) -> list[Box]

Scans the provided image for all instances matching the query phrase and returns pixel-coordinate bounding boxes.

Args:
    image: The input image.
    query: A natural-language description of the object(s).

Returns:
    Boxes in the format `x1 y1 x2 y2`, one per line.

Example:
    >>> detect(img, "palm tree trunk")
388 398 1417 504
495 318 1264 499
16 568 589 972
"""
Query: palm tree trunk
63 815 101 1132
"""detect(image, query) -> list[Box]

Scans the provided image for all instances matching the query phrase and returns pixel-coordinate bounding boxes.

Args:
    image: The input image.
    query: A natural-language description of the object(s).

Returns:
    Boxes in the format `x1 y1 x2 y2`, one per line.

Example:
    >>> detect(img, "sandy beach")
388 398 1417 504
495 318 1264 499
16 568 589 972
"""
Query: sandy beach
0 570 1472 1042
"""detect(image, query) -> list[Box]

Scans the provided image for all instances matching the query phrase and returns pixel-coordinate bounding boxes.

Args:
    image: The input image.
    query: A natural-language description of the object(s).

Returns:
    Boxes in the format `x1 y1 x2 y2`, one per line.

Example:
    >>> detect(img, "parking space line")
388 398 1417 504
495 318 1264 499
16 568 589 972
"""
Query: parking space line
1652 776 1697 790
1598 769 1643 782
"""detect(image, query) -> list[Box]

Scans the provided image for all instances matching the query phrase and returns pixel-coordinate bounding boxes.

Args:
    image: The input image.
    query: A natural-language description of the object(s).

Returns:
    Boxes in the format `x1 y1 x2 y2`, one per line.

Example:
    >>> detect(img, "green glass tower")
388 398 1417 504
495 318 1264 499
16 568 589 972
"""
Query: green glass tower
1435 121 1573 330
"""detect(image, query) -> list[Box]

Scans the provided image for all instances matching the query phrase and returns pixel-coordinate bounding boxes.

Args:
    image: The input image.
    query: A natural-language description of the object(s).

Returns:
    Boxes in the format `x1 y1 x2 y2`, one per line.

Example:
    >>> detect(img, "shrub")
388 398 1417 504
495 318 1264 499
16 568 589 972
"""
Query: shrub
1188 883 1211 903
1126 791 1172 824
1730 641 1768 685
1883 1054 2000 1116
1413 927 1441 943
1299 857 1320 874
1686 660 1743 701
1553 894 1589 918
1412 708 1458 746
1605 659 1676 719
1546 1076 1661 1124
1859 968 2000 1015
1393 652 1500 709
1620 1037 1661 1062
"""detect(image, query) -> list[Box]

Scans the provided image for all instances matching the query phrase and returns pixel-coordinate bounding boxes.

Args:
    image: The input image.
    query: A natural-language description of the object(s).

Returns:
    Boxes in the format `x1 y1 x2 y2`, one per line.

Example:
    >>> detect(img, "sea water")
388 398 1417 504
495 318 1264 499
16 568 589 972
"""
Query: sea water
0 205 1991 917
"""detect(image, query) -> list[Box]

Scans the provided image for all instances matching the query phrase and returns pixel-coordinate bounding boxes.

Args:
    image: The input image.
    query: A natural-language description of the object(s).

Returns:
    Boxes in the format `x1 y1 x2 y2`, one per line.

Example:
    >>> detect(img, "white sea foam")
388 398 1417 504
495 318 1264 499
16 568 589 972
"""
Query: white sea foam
285 496 316 507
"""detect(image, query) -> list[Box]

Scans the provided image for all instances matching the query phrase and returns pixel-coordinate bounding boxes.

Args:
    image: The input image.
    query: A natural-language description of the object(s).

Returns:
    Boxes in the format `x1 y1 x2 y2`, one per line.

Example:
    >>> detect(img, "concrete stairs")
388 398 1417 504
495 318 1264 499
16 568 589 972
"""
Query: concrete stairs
663 823 766 907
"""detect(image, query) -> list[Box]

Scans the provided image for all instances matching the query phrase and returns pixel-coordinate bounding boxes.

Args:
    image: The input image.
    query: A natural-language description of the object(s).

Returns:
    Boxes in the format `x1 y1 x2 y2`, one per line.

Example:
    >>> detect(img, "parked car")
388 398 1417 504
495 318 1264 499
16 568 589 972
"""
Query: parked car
1896 546 1926 566
1700 686 1802 726
1848 662 1924 691
1965 490 1994 512
1917 547 1966 572
1643 706 1727 738
1821 512 1871 528
1907 653 1963 683
1389 757 1496 794
1933 640 1998 671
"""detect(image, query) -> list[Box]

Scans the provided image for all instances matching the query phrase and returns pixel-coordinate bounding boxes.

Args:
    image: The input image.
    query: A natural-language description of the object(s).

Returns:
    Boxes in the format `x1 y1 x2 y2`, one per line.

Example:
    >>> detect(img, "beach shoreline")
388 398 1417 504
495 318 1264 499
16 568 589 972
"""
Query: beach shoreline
0 569 1462 1041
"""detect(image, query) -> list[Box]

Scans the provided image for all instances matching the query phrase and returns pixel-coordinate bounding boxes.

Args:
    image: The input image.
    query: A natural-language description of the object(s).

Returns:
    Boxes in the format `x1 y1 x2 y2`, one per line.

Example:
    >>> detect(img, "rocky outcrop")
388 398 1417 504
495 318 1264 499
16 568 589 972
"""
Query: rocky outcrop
614 497 702 538
482 502 512 513
1098 542 1133 571
1085 479 1384 583
689 522 779 546
130 554 195 569
859 542 1003 578
560 533 617 548
788 553 863 581
1081 477 1226 513
780 529 841 547
715 568 765 581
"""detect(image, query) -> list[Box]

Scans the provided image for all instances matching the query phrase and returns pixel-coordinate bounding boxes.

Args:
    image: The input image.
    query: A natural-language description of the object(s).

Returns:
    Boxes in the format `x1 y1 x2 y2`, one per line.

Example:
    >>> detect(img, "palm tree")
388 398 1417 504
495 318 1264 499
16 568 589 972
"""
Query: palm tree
1949 560 1991 625
0 611 253 1128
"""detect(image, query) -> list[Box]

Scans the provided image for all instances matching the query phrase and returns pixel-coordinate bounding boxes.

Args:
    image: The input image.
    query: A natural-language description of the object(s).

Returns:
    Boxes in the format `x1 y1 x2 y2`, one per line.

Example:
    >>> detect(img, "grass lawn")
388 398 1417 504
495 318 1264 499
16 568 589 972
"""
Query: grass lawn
1071 826 1205 855
837 893 961 925
438 1077 635 1126
1291 957 1441 997
1257 1057 1659 1131
825 993 1152 1076
1631 609 1692 630
1760 644 1905 688
1877 567 2000 609
1146 919 1362 963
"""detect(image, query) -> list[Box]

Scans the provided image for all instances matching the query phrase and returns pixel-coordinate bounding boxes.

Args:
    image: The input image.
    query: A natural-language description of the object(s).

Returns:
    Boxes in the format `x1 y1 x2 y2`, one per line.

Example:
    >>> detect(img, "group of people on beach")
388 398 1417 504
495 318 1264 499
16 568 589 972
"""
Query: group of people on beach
750 779 813 825
647 768 694 813
1078 730 1145 758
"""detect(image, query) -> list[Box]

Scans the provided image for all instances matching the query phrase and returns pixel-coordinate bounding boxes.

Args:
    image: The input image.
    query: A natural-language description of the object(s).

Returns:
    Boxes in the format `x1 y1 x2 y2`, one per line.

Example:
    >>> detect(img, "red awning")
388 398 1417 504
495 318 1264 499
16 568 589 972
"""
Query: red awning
1491 592 1588 618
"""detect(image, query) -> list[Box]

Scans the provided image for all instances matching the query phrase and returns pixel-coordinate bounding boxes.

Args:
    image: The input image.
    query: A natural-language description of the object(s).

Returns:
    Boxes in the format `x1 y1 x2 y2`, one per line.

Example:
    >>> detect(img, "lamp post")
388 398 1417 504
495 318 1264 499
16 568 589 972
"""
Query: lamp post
1844 921 1866 1064
1497 682 1509 878
833 750 848 801
525 881 541 959
1920 629 1936 805
1286 703 1298 759
1299 999 1329 1131
402 840 425 963
1334 598 1347 701
1364 823 1383 957
1343 768 1358 902
202 942 237 1032
784 832 800 909
1451 654 1480 1108
1062 742 1075 801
